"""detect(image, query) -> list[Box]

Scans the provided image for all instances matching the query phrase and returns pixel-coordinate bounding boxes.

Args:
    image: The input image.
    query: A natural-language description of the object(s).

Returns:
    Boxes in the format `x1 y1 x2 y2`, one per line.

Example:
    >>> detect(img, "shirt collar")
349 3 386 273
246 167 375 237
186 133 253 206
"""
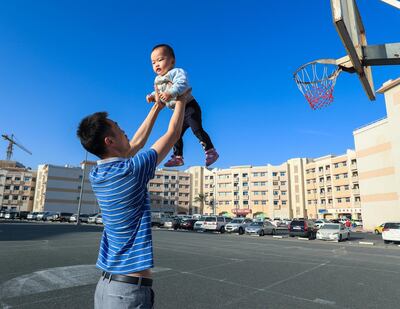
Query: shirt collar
97 157 125 165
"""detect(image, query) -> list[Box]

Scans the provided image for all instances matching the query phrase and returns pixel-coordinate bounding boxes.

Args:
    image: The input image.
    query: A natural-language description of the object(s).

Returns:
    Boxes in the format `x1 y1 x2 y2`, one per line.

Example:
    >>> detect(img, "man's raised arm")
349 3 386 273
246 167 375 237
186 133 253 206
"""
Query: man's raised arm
151 99 186 165
127 101 164 157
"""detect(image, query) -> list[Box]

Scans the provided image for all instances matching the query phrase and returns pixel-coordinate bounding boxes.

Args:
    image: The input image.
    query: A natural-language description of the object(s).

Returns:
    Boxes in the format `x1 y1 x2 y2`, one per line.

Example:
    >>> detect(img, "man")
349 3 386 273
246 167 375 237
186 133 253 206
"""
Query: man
77 90 186 309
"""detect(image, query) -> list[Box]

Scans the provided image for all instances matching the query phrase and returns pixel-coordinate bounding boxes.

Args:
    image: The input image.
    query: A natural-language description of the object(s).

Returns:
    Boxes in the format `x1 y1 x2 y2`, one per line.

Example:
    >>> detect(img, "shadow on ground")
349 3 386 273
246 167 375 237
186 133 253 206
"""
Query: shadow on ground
0 221 103 241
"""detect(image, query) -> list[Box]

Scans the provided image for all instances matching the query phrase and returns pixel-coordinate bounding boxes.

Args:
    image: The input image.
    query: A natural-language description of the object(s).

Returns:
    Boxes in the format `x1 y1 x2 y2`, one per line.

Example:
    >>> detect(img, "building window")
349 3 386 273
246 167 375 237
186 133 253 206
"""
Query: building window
336 186 341 191
261 200 267 205
15 177 21 181
243 201 248 205
260 172 266 176
280 172 285 177
337 198 342 203
273 201 278 206
13 195 18 200
13 186 20 191
342 162 347 167
24 177 31 182
343 173 348 178
273 191 279 196
282 201 287 205
243 182 248 187
243 191 248 196
254 201 259 205
272 172 277 176
282 191 286 195
22 196 28 201
334 163 339 168
335 175 340 180
5 185 10 190
281 181 286 185
346 197 350 202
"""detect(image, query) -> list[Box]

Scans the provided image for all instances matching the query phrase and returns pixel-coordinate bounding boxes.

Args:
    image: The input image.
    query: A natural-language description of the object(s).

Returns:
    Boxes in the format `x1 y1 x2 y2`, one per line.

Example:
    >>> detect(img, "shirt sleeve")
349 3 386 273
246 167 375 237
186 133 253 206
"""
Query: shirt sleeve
167 68 191 97
132 149 158 185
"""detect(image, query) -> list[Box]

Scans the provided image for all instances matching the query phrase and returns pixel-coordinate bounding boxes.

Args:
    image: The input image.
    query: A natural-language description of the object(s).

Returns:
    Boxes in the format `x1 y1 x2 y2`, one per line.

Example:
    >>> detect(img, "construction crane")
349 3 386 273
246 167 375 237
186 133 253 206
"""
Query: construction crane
1 134 32 160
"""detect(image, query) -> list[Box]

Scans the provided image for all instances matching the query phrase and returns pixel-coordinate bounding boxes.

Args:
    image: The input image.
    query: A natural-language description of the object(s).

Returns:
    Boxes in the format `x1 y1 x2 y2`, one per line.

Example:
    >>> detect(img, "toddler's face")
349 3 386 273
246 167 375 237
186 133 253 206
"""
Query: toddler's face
151 48 175 76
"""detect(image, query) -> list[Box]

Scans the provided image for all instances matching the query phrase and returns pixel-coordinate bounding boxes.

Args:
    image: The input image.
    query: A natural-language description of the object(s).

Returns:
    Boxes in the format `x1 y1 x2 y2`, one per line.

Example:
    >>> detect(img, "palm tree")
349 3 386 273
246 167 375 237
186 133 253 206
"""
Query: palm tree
193 193 206 214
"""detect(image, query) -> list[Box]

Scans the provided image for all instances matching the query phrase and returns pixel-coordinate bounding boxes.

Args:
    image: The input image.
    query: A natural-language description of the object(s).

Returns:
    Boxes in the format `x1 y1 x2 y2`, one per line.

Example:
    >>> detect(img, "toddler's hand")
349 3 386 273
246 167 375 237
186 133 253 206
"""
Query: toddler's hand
146 94 155 103
159 92 172 102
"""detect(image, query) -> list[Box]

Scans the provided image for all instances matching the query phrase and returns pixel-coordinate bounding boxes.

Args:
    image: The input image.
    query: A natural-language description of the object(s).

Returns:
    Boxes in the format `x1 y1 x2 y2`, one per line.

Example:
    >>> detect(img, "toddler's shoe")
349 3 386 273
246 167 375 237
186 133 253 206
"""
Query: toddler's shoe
164 155 184 167
205 148 219 167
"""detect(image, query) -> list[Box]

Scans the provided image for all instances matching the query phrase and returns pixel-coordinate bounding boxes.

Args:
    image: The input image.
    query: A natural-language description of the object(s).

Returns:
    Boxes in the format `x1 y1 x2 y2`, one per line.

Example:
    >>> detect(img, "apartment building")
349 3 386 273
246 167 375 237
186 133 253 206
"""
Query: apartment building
185 166 214 214
353 78 400 230
148 169 191 214
0 160 36 212
304 150 361 220
33 162 98 214
192 164 293 219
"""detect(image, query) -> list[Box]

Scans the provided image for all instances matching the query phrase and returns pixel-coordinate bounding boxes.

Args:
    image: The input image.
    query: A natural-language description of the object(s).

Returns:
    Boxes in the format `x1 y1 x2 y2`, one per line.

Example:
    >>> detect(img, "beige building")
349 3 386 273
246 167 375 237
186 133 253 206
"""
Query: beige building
148 169 191 214
33 162 98 214
304 150 361 220
189 164 293 219
353 78 400 230
0 160 36 212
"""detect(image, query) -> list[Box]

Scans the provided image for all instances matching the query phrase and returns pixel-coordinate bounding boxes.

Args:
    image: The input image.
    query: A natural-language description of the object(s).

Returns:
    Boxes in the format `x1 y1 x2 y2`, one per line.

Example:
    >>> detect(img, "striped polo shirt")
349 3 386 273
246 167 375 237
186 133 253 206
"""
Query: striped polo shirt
89 149 157 275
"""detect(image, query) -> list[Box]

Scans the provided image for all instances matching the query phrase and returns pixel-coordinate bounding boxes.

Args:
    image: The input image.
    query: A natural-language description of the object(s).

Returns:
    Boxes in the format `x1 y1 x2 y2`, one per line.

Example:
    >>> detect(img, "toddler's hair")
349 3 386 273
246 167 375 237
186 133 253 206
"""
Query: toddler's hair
152 44 175 59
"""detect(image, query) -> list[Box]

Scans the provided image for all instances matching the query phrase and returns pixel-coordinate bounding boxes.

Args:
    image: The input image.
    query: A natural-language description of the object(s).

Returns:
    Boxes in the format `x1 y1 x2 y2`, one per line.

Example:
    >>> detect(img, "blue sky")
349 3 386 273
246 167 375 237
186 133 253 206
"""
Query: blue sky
0 0 399 170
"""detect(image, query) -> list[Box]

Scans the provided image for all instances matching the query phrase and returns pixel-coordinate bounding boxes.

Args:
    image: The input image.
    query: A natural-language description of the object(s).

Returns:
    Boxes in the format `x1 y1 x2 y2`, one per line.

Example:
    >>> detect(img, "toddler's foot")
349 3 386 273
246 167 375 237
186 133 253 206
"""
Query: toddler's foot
205 148 219 167
164 155 184 167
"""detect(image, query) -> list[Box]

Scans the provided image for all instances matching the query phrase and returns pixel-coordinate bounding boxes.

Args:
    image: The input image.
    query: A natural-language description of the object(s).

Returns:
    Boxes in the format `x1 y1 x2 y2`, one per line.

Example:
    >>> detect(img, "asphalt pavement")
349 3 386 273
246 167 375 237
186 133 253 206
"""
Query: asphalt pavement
0 222 399 309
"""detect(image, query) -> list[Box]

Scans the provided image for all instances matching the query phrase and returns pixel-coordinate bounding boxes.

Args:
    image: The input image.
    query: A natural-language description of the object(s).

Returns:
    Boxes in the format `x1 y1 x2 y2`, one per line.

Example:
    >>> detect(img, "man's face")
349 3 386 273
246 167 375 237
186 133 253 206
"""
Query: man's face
106 120 130 155
151 47 175 76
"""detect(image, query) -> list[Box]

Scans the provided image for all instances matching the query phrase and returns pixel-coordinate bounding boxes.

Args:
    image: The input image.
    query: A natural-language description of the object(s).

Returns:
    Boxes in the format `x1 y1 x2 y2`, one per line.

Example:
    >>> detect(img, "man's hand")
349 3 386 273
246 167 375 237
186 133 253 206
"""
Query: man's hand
146 94 155 103
159 92 172 102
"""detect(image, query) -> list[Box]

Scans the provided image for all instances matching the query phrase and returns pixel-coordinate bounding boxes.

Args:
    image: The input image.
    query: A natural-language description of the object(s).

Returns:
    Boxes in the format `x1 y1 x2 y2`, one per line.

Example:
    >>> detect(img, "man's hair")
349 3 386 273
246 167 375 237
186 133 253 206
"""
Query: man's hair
152 44 175 59
77 112 113 158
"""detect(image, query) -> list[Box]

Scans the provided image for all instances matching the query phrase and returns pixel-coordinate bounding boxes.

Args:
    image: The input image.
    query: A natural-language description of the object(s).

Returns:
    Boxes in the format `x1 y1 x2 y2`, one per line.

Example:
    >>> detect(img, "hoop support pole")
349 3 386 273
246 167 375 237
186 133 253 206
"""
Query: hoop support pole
363 43 400 66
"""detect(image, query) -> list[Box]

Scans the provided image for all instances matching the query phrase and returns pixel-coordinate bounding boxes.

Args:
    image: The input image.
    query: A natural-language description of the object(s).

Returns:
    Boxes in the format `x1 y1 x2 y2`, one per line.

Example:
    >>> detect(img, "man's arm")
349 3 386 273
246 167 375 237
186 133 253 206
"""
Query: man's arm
128 101 164 157
151 99 186 165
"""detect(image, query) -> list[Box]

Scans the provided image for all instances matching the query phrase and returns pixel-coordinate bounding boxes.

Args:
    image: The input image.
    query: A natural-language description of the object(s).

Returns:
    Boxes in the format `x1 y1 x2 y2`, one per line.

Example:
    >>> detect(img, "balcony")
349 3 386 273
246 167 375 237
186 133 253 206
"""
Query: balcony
352 189 360 195
352 176 359 182
351 163 357 170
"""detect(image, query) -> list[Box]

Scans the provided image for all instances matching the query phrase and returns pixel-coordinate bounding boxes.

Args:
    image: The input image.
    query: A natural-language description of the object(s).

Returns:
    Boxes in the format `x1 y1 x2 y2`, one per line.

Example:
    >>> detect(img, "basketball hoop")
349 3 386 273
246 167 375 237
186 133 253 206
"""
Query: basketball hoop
293 59 342 110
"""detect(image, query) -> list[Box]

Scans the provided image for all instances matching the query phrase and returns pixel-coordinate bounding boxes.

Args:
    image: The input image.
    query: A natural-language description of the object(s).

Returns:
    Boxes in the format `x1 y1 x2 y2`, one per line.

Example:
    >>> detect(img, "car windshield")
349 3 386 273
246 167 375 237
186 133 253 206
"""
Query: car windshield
291 221 304 226
231 219 244 224
250 222 263 226
320 224 340 230
385 223 400 229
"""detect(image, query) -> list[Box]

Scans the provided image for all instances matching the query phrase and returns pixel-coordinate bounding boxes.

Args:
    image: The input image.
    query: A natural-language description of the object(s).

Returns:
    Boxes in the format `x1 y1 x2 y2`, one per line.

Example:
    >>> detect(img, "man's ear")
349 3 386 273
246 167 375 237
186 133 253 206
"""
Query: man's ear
104 136 113 146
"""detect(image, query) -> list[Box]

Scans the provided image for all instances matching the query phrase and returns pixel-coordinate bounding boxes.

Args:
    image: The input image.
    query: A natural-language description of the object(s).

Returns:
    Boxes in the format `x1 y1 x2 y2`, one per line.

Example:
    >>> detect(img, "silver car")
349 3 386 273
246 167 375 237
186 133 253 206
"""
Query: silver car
193 216 210 231
225 218 253 235
316 223 350 242
245 221 277 236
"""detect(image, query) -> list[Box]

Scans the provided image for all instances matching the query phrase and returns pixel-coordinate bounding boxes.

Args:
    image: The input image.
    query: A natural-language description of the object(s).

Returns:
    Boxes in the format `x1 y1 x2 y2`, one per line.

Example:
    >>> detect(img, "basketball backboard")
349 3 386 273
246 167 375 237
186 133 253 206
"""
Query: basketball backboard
330 0 375 100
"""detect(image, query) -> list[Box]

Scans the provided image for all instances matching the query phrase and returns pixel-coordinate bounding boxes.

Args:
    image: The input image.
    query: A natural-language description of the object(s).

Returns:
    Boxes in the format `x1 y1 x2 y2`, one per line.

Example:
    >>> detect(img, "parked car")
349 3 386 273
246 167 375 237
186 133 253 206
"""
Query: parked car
42 212 59 221
330 219 341 224
163 217 181 230
0 210 6 219
192 214 202 220
382 222 400 244
5 211 19 219
180 219 198 230
27 212 39 220
19 211 30 220
245 221 276 236
58 212 74 222
193 216 210 231
352 219 363 227
288 219 318 239
272 218 281 227
316 223 350 242
374 223 385 234
315 219 330 229
88 213 101 224
202 216 229 233
36 212 46 221
151 212 169 227
69 214 90 223
95 214 103 225
225 217 253 234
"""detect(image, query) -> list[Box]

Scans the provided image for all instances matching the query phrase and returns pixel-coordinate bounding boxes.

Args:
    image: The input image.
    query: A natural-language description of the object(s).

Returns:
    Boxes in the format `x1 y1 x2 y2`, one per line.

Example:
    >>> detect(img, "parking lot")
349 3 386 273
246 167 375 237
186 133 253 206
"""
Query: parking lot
0 222 399 308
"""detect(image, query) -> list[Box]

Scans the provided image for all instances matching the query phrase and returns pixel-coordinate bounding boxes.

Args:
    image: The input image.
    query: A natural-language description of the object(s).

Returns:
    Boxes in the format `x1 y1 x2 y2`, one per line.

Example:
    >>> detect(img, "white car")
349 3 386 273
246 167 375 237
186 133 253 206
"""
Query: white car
88 213 101 224
315 219 330 229
225 218 253 234
193 216 210 231
316 223 350 242
382 222 400 244
202 216 229 233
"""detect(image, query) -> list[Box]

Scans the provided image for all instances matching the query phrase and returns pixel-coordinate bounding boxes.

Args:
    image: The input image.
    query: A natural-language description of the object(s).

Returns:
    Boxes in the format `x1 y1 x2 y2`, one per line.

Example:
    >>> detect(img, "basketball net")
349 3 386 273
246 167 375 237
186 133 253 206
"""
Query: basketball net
293 59 342 110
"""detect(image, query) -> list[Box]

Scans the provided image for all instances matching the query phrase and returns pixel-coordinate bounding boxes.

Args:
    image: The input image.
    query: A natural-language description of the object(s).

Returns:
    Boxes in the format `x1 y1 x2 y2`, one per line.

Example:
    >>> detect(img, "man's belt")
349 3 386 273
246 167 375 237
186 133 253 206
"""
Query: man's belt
102 271 153 287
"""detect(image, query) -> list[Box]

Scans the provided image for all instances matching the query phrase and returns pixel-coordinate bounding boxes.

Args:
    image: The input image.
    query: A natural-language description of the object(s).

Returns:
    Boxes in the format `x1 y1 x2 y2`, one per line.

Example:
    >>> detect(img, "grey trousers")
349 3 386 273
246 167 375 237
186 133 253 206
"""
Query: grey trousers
94 276 154 309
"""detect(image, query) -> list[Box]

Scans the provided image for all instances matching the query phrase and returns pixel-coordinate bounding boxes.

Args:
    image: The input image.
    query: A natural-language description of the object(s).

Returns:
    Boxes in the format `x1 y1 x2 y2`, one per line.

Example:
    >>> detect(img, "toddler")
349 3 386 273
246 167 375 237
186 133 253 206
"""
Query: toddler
146 44 219 167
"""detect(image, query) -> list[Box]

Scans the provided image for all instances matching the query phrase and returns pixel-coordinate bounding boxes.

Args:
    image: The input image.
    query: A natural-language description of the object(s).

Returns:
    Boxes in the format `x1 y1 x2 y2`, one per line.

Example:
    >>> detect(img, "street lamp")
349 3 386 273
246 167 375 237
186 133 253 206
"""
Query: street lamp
76 151 88 226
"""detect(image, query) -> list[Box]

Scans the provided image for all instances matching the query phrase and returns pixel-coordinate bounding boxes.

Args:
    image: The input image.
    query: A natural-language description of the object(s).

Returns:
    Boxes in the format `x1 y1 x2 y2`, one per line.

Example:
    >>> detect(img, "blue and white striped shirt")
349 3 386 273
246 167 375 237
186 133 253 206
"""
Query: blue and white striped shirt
90 149 157 274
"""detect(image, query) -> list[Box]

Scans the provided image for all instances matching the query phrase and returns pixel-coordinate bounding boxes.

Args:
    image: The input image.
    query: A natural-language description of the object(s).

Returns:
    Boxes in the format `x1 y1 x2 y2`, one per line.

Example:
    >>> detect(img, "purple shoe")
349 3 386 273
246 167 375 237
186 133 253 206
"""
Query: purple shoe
164 155 184 167
205 149 219 167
